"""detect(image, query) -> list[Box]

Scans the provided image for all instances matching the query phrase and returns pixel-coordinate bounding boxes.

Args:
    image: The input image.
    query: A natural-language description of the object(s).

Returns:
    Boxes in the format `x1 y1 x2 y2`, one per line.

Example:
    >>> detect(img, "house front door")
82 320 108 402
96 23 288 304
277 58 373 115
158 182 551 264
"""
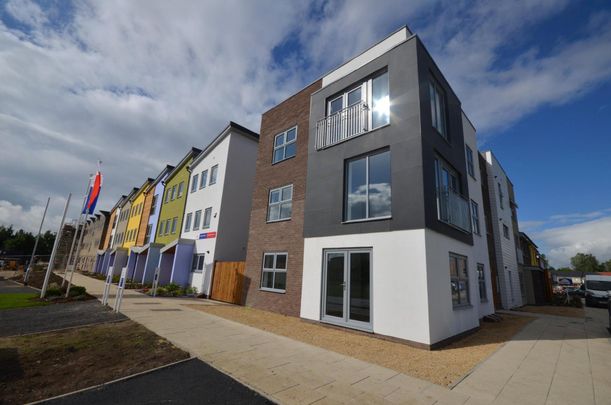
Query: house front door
322 249 372 331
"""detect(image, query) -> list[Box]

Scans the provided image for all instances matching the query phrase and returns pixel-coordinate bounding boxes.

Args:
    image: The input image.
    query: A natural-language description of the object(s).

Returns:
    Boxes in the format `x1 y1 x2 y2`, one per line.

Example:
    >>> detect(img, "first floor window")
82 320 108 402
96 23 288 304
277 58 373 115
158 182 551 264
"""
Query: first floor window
261 253 287 292
150 194 158 215
184 213 192 232
145 224 152 241
193 210 202 231
191 174 199 193
268 185 293 222
345 149 391 221
192 254 205 272
209 165 218 185
429 77 447 138
471 200 480 235
200 170 208 188
450 253 469 307
477 263 487 302
273 126 297 164
171 217 178 234
203 207 212 229
177 182 184 198
164 220 170 235
170 185 176 200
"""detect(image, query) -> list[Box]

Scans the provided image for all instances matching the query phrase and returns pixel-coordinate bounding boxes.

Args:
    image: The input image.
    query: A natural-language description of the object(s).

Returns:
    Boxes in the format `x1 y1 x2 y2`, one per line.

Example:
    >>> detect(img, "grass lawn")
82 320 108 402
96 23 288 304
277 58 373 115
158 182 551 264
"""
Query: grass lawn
0 320 189 404
185 303 533 387
0 293 48 310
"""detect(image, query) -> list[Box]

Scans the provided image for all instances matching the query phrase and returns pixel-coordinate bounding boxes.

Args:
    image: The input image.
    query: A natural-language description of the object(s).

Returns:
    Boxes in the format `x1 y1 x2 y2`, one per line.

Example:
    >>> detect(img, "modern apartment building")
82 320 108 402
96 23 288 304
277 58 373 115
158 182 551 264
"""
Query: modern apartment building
96 195 125 275
179 122 259 294
480 151 524 309
76 211 109 273
242 80 322 316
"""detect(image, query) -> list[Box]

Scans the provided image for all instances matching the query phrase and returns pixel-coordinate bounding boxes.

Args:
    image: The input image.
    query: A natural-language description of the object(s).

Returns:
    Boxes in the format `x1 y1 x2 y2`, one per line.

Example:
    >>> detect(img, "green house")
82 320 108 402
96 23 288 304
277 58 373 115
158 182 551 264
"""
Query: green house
155 147 201 246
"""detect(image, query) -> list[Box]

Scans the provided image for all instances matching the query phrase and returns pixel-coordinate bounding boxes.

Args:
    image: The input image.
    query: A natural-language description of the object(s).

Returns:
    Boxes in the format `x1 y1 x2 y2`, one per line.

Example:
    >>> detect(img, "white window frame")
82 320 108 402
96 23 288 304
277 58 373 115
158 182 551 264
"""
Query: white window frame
202 207 212 229
158 220 165 236
177 181 184 198
171 217 177 234
193 210 202 231
272 126 297 164
199 170 208 189
191 174 199 193
209 165 218 185
164 219 170 235
170 185 176 201
150 194 158 215
184 212 192 232
260 252 287 293
145 224 152 241
267 184 293 222
471 200 480 235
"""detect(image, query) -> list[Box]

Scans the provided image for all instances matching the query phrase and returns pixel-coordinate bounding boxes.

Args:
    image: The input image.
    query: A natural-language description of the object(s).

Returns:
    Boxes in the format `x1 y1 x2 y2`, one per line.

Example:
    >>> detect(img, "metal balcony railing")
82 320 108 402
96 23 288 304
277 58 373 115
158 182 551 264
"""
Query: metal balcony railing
437 187 472 233
316 101 369 150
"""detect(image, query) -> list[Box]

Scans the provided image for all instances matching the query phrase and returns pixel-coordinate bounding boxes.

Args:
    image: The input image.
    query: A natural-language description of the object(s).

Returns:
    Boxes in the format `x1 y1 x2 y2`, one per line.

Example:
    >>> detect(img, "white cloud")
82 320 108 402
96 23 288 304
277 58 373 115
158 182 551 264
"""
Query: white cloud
0 200 66 234
534 215 611 268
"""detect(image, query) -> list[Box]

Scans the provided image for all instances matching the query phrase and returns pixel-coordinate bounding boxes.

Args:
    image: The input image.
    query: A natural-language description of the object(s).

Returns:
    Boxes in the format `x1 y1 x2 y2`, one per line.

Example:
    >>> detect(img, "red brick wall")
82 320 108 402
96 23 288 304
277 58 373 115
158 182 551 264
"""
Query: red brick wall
242 80 322 316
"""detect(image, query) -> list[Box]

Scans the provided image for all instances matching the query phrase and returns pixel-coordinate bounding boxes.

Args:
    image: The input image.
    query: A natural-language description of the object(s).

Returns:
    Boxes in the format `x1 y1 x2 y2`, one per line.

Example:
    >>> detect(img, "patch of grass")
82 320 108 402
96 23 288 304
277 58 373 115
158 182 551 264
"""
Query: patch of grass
0 293 47 310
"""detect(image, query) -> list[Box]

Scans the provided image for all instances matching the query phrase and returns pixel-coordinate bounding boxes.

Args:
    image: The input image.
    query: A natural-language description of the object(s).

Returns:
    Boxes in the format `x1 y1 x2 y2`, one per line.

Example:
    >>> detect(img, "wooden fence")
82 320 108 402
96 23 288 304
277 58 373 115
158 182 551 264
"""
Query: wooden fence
210 261 245 304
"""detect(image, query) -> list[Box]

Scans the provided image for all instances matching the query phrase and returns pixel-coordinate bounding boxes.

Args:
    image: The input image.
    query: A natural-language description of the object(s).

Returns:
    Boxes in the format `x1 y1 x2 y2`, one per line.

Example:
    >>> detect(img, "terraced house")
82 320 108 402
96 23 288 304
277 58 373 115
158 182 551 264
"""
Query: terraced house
155 147 201 285
96 194 125 275
76 211 109 273
122 178 153 280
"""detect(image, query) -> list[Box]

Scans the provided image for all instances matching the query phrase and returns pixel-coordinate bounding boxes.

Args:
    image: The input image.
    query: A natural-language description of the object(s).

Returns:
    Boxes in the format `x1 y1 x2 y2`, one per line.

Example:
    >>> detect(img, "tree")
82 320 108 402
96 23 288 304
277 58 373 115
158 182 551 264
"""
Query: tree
556 267 572 272
0 225 14 252
3 229 35 256
570 253 601 277
602 259 611 273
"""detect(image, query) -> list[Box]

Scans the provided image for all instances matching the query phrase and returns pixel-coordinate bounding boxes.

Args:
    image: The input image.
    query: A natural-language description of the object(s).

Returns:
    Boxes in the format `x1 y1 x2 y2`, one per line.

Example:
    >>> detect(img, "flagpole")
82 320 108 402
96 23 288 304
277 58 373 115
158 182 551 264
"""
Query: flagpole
41 194 71 298
65 172 96 296
62 175 93 287
24 197 50 285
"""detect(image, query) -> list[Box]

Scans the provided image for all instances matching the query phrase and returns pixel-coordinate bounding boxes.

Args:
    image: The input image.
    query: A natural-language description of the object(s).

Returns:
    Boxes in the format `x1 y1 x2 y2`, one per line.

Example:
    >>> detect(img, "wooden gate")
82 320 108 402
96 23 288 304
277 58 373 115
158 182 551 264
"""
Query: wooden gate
210 261 246 304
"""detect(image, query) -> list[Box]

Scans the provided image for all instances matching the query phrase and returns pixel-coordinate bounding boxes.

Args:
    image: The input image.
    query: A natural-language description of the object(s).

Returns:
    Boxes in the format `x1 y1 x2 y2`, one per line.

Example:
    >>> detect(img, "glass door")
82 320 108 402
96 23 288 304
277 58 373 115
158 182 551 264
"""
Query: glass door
322 249 371 330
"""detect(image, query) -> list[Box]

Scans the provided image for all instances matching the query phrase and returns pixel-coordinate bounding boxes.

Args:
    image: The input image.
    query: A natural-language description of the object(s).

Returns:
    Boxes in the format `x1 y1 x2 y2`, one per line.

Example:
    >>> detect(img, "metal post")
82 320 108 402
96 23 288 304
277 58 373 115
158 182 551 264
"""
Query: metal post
41 193 71 298
114 266 127 313
62 176 93 286
24 197 50 284
65 214 88 297
102 265 115 306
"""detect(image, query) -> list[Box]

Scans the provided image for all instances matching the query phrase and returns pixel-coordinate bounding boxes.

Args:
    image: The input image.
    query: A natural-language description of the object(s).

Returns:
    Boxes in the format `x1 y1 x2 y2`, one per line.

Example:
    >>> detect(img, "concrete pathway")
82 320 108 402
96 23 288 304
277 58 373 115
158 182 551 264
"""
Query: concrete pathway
67 272 611 404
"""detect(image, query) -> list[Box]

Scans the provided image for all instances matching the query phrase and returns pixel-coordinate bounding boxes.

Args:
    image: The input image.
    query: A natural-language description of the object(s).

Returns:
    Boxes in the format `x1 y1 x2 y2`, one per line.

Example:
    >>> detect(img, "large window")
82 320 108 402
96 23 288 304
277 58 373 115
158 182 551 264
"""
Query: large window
477 263 487 302
151 194 158 215
260 253 287 292
164 220 170 235
158 220 164 236
170 185 176 201
171 217 177 234
434 157 471 232
273 127 297 164
199 170 208 189
371 71 390 128
345 150 391 221
191 174 199 193
466 146 475 178
429 77 447 138
193 210 202 231
471 200 480 235
192 254 205 272
209 165 218 185
267 185 293 222
184 213 192 232
203 207 212 229
450 253 469 307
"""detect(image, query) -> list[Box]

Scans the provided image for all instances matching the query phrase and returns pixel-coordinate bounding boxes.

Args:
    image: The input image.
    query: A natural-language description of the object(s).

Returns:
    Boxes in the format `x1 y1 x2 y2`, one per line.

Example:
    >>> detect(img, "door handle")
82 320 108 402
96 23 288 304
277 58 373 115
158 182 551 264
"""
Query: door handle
340 282 346 289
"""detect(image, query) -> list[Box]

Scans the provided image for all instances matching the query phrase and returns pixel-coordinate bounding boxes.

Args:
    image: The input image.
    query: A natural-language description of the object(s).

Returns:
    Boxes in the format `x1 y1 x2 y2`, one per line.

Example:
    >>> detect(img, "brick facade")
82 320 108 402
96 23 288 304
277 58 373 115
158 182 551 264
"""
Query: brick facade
242 80 322 316
137 189 154 246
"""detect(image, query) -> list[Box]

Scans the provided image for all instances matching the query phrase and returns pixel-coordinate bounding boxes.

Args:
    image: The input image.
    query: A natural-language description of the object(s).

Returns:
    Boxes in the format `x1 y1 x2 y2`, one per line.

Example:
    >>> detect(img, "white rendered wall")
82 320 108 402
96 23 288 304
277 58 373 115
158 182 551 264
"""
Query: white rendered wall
301 230 432 345
462 114 495 319
482 151 523 309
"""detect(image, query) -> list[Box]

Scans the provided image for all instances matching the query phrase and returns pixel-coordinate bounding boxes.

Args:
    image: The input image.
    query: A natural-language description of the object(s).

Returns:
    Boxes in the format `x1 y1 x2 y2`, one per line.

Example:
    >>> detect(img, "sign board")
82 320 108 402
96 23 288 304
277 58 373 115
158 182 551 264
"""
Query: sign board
198 231 217 240
102 266 114 306
152 267 161 297
114 266 128 313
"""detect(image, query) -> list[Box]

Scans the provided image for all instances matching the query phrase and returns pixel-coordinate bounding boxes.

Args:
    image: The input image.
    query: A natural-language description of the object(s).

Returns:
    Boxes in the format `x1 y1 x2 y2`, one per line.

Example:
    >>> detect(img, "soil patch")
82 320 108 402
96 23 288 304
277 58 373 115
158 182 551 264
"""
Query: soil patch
516 305 584 318
185 303 533 386
0 320 189 404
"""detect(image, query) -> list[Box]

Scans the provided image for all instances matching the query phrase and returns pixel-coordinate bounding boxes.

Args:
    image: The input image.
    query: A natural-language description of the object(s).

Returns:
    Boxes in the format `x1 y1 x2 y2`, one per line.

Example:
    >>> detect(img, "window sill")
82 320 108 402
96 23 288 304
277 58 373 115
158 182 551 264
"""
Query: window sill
260 287 285 294
342 215 392 224
452 304 473 311
267 218 292 224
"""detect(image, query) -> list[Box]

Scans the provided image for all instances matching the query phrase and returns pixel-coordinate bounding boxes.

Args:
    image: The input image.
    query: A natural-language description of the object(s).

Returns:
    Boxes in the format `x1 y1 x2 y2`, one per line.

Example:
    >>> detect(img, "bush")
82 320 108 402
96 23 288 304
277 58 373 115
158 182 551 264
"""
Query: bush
185 286 198 296
69 286 87 297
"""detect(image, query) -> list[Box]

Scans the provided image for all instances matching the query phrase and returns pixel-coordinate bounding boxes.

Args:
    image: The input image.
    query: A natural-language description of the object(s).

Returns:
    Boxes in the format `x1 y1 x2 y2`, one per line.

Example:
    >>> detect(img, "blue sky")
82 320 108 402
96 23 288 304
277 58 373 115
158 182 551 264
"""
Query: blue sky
0 0 610 267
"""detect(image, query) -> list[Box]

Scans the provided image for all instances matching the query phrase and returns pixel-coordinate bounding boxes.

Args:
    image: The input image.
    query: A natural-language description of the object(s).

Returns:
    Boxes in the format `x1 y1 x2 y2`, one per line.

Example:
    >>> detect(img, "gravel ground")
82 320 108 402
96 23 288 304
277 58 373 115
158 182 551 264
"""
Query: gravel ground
0 300 126 337
43 358 273 405
185 303 533 387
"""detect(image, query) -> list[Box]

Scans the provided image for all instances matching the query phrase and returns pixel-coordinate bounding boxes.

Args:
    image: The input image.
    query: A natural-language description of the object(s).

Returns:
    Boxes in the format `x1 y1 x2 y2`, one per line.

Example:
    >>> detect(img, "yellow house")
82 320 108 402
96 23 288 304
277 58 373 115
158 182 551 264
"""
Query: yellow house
123 178 153 250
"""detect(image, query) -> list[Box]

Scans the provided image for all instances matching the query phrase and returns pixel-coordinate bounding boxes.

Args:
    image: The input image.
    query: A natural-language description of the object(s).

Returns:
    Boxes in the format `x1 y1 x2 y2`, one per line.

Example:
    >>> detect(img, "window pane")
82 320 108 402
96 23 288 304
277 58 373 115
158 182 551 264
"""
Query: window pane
273 272 286 290
368 151 391 218
191 175 198 192
270 190 280 204
200 171 207 188
346 157 367 220
451 280 460 305
263 254 274 269
349 252 370 323
459 280 469 304
372 72 389 128
284 143 296 159
261 271 273 289
347 87 361 106
268 204 280 221
275 133 285 147
330 97 343 115
275 254 287 270
449 256 458 277
459 257 468 279
325 253 344 318
281 186 292 201
273 148 284 163
286 128 296 142
279 201 292 219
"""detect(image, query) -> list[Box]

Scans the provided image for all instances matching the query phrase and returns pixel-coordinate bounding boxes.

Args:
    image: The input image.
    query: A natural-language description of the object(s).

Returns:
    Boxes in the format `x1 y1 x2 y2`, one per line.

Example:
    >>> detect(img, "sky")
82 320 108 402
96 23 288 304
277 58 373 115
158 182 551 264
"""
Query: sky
0 0 610 267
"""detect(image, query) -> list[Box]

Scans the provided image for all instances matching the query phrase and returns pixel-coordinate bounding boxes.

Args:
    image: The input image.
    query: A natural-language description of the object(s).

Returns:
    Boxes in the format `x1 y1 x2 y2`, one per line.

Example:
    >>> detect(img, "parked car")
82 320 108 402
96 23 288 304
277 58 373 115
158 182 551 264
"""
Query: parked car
584 274 611 307
568 284 586 298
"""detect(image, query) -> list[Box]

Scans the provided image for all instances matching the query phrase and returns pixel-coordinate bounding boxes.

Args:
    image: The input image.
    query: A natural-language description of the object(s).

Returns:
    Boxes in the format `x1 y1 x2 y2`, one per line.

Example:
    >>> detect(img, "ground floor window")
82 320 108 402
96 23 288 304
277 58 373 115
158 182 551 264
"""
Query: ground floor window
192 254 205 272
477 263 487 302
450 253 469 307
260 253 287 292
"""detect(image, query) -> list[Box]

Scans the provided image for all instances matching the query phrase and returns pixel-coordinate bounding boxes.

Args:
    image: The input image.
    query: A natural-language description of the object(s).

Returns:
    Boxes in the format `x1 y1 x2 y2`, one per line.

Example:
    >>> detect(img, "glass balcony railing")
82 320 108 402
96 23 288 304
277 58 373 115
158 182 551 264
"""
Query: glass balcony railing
316 101 369 150
437 187 472 233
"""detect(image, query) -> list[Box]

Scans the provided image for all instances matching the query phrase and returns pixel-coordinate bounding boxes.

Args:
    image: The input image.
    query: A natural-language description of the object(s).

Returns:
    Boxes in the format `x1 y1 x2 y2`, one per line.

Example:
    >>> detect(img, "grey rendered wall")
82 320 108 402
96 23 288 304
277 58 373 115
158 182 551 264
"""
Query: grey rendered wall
304 37 426 238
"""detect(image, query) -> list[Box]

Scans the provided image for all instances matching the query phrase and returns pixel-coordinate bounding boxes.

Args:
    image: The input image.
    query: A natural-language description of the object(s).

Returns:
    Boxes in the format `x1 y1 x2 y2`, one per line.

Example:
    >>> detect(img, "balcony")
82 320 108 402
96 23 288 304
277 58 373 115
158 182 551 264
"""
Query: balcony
437 187 472 233
315 101 369 150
